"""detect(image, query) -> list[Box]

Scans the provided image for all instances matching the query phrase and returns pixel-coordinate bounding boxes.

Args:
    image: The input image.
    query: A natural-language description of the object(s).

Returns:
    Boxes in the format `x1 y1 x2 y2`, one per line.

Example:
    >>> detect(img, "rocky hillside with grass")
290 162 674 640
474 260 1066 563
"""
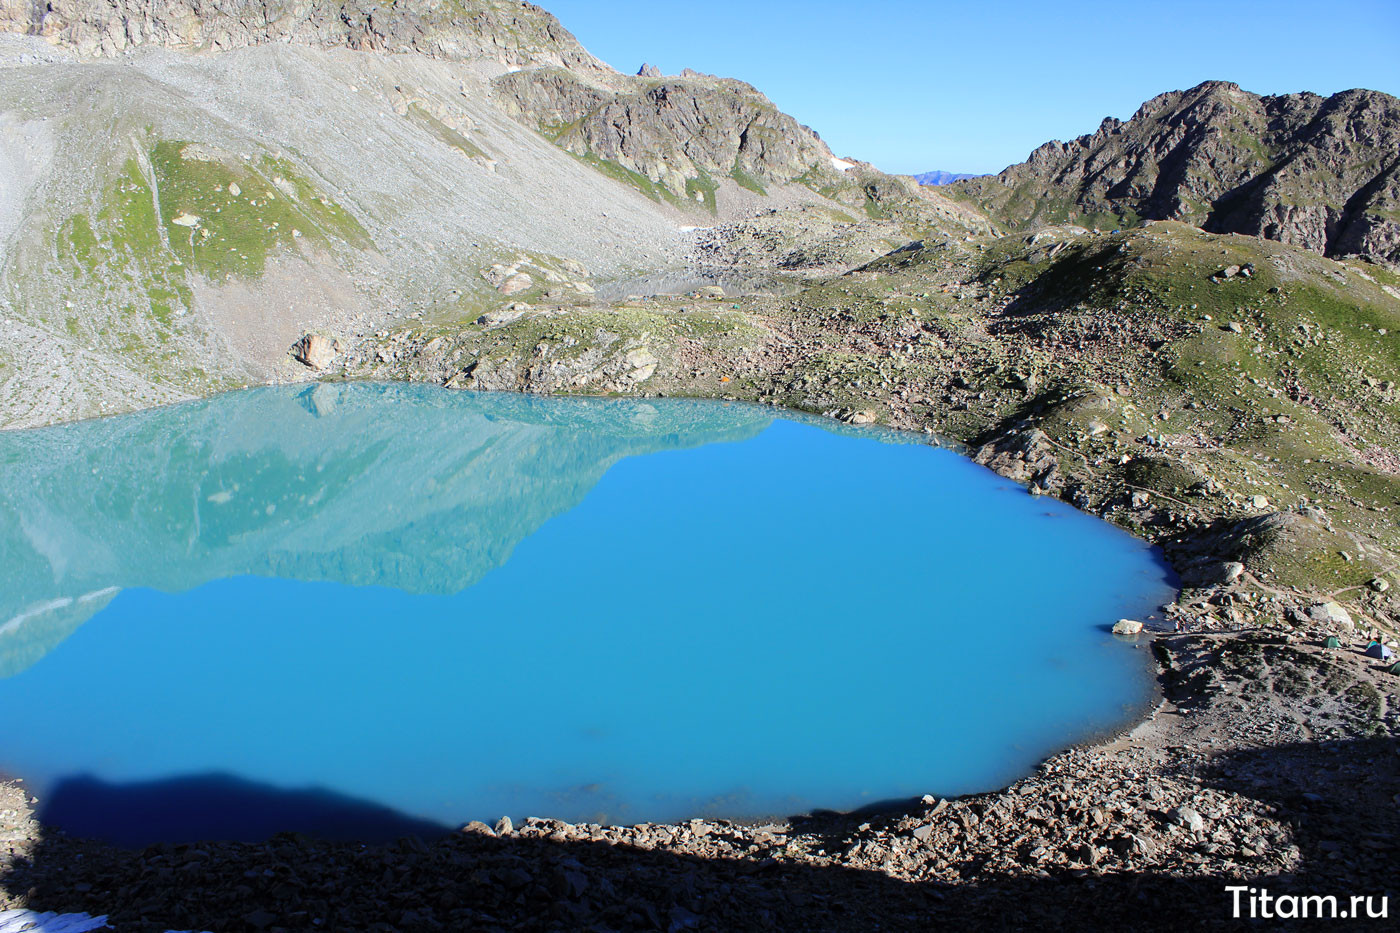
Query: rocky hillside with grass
952 81 1400 266
0 1 973 429
492 66 848 205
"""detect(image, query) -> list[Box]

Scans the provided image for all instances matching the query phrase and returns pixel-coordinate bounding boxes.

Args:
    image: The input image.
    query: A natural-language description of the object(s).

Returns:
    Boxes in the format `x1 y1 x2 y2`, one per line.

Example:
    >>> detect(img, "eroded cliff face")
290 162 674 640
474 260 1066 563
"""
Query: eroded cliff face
0 0 605 70
955 80 1400 265
493 67 845 199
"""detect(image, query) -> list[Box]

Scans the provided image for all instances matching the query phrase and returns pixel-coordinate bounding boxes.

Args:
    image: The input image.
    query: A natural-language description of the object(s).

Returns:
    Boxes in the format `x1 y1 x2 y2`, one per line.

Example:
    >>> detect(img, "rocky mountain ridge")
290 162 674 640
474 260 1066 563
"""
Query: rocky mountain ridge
954 80 1400 266
493 66 846 201
0 0 604 71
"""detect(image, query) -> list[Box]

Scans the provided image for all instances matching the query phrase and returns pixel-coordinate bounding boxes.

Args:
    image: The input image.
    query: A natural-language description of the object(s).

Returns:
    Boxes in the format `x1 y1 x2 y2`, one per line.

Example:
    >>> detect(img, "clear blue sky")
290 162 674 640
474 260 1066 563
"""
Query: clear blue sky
544 0 1400 176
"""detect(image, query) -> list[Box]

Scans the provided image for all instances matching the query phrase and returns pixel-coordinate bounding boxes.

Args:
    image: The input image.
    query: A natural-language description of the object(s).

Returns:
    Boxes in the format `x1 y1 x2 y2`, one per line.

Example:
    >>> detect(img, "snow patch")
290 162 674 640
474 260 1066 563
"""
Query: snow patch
830 157 855 172
0 910 110 933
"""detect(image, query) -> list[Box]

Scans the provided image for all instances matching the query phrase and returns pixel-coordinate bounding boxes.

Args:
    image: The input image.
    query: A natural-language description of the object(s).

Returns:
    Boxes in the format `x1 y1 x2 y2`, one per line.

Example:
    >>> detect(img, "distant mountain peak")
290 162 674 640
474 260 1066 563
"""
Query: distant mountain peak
956 81 1400 265
914 170 982 186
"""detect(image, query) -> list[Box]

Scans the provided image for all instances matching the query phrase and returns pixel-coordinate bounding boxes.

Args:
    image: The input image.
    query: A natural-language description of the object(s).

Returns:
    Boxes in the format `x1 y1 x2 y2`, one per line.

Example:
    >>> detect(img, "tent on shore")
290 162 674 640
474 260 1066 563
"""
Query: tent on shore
1364 641 1395 661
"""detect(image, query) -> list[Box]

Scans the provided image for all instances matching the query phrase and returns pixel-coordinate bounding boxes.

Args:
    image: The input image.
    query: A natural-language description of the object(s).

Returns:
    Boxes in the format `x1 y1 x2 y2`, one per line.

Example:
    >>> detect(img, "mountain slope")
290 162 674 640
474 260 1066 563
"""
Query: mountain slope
953 81 1400 265
0 34 695 427
0 1 960 429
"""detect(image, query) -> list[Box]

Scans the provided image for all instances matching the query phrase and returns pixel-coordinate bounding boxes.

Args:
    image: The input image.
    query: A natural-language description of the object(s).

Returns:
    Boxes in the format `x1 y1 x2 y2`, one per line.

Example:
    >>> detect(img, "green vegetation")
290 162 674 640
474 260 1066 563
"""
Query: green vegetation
730 165 768 196
149 141 367 279
566 150 719 214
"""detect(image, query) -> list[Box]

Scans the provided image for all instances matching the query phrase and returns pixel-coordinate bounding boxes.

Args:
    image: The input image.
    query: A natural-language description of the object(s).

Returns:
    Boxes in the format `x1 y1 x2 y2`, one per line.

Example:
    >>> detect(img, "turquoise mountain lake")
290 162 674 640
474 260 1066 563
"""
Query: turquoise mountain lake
0 384 1177 845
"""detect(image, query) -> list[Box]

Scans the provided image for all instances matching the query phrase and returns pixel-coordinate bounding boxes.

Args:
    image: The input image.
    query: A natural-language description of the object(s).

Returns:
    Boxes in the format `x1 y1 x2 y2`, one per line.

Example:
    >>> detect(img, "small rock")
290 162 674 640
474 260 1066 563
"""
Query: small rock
847 410 877 425
1226 321 1244 334
1247 494 1270 510
1112 619 1144 636
243 910 278 930
1370 578 1391 593
1173 806 1205 833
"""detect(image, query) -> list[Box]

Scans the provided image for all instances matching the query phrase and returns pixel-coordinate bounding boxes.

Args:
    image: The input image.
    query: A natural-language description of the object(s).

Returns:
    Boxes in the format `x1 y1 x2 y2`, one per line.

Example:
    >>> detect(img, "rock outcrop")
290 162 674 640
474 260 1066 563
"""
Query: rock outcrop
956 80 1400 265
0 0 605 71
493 66 844 199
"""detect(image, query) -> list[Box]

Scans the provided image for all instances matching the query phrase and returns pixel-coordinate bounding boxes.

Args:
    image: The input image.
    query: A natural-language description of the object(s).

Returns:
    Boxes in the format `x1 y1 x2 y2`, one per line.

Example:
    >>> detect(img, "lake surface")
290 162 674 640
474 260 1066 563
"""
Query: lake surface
0 384 1177 846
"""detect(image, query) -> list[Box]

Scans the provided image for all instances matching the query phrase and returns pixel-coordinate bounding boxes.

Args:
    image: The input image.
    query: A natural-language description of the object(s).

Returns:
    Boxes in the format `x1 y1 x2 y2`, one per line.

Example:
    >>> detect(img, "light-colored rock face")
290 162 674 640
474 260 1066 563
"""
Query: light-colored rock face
492 67 844 198
1 0 607 73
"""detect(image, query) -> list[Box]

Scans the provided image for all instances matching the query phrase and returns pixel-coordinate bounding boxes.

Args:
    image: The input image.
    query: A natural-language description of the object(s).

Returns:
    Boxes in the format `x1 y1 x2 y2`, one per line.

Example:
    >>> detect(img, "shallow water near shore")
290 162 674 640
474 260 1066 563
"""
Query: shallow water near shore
0 384 1177 845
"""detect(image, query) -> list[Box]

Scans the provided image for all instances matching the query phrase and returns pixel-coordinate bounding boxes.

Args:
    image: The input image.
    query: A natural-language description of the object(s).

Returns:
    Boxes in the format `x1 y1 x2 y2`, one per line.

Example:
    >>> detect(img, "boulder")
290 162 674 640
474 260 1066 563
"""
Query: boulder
1305 601 1354 631
1173 806 1205 833
477 309 527 327
292 333 338 371
1112 619 1144 636
623 347 658 382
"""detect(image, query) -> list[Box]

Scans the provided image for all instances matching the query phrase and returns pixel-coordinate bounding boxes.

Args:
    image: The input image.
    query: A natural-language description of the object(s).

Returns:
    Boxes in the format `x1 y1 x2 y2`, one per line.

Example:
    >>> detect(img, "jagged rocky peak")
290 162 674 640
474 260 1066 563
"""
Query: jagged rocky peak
492 63 847 201
956 79 1400 265
0 0 607 71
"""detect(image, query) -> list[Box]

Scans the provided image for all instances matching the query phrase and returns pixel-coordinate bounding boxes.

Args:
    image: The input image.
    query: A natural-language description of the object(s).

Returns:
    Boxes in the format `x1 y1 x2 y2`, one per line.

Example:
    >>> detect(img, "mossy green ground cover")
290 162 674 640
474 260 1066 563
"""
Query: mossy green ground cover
149 142 367 280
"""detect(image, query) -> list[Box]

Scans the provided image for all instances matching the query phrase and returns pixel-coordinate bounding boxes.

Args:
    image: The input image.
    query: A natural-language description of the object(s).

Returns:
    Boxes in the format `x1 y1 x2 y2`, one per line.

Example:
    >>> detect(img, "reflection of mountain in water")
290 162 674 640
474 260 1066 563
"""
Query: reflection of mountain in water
0 384 772 677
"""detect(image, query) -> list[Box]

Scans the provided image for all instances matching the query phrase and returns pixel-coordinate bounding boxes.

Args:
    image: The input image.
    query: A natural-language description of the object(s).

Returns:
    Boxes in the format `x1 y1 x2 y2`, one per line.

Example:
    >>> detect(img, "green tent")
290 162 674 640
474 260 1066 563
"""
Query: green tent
1388 661 1400 676
1324 636 1342 649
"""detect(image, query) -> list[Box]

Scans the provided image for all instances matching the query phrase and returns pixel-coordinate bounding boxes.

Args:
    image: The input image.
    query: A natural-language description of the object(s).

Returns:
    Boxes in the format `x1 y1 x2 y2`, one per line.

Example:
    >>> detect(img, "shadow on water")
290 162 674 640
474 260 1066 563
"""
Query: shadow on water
3 735 1395 931
36 774 452 848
